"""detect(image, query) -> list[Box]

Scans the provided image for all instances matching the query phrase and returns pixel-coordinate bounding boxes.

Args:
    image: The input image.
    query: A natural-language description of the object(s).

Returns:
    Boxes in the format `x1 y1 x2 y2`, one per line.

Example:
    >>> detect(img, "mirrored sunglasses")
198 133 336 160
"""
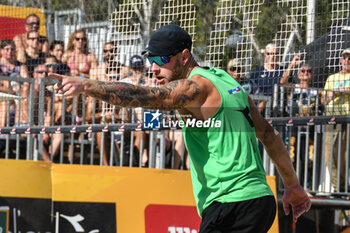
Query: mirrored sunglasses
35 70 48 75
46 62 58 68
147 55 171 66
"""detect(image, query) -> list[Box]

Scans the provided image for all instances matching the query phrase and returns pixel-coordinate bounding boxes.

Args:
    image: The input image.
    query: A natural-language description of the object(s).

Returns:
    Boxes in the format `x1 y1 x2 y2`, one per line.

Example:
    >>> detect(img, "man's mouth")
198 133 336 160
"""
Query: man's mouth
155 76 165 84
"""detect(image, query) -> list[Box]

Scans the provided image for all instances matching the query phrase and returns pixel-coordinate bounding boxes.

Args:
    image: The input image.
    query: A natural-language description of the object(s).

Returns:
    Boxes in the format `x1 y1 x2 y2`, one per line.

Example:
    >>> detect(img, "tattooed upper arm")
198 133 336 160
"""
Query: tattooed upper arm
84 79 201 110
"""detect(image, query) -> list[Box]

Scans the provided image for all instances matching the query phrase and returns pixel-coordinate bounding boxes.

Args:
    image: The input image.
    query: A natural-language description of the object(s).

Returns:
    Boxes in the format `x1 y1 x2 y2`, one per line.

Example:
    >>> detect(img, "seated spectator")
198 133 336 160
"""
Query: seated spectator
250 43 284 114
43 56 75 162
13 13 48 63
33 65 52 162
226 58 259 95
0 39 29 126
62 29 97 78
45 55 58 73
92 41 127 81
120 55 146 85
87 41 126 165
18 30 46 77
49 40 70 75
12 64 52 161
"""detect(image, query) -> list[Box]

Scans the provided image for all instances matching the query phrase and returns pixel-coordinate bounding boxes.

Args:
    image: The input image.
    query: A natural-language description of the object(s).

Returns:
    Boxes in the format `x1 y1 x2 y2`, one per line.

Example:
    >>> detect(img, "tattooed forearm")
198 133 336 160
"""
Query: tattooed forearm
84 79 200 110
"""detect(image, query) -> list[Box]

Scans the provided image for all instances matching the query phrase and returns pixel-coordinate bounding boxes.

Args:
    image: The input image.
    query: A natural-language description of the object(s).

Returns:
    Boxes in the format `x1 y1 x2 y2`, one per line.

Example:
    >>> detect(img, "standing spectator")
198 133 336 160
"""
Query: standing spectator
62 29 98 78
322 48 350 191
0 39 29 127
286 64 320 117
286 64 320 184
227 58 259 95
19 30 46 77
13 13 49 63
50 25 311 230
250 43 284 114
49 40 70 75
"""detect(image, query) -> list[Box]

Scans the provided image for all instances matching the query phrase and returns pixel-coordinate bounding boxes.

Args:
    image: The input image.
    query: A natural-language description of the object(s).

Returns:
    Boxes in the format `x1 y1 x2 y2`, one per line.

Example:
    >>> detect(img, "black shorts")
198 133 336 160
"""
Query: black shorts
199 195 276 233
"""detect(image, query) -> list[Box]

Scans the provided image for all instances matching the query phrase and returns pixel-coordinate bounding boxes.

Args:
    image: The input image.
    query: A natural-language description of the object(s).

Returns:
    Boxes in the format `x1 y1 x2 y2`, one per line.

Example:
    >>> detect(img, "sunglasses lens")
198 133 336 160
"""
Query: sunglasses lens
148 56 170 66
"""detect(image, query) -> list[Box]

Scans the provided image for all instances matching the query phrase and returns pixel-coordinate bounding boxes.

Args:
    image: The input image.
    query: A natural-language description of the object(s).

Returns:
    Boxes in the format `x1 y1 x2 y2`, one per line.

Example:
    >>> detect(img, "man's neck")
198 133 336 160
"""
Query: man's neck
26 47 39 56
340 69 350 75
265 63 277 71
184 59 200 78
299 81 310 88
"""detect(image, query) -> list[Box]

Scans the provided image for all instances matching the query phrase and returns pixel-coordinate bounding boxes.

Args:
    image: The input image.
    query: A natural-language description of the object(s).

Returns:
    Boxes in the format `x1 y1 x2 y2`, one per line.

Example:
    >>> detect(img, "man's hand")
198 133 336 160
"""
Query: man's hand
49 73 86 96
282 184 311 222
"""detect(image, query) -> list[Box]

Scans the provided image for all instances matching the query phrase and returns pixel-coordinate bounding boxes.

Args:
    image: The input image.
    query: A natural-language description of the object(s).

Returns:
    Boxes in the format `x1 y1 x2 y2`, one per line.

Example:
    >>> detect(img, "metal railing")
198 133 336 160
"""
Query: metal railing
0 78 350 207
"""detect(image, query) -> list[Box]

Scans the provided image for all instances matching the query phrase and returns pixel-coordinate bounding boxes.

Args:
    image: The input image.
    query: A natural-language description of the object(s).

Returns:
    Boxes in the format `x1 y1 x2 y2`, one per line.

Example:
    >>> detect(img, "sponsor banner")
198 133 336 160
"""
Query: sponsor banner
145 204 200 233
0 207 9 233
0 159 278 233
0 197 51 232
54 201 116 233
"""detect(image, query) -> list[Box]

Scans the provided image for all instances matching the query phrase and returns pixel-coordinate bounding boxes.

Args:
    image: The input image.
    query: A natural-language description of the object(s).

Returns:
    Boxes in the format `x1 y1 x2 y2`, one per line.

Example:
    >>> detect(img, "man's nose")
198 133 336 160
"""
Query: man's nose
150 62 160 72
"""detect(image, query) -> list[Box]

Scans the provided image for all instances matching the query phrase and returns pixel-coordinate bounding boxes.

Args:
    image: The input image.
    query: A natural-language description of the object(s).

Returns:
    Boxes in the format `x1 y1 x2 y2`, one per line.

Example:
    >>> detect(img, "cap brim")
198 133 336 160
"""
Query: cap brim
141 48 151 56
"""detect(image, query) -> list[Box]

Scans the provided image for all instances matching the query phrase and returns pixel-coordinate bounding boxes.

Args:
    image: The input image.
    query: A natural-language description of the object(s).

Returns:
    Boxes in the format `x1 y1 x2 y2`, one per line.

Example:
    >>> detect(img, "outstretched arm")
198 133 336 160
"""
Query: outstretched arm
49 73 200 110
248 95 311 222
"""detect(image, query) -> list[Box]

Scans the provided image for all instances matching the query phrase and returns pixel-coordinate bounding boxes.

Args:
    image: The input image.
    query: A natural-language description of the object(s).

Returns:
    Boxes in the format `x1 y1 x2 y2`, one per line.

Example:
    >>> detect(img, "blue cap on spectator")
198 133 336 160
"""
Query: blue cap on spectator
130 55 144 68
142 24 192 56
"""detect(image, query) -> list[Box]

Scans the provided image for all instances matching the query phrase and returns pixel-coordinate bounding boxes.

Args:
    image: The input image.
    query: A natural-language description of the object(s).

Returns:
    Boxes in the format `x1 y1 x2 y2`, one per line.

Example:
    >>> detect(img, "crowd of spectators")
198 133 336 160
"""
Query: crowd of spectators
0 13 349 173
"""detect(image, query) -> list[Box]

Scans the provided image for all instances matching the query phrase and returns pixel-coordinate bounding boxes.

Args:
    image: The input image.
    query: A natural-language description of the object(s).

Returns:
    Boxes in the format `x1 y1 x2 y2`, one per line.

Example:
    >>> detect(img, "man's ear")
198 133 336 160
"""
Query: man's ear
182 49 191 65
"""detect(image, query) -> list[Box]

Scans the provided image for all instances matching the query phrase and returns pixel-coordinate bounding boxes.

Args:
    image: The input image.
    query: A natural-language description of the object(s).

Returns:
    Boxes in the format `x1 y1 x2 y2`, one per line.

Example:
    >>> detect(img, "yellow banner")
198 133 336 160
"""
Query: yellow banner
0 159 279 233
0 5 46 36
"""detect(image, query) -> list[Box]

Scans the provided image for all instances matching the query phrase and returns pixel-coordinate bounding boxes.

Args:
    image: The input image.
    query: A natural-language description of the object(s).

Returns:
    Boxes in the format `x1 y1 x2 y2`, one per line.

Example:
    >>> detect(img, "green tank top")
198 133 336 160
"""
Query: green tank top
182 67 273 217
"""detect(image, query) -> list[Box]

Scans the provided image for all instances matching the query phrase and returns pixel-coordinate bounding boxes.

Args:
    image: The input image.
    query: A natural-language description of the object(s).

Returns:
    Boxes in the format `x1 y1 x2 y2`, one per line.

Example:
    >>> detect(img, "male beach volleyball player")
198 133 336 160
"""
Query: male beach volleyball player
50 24 311 233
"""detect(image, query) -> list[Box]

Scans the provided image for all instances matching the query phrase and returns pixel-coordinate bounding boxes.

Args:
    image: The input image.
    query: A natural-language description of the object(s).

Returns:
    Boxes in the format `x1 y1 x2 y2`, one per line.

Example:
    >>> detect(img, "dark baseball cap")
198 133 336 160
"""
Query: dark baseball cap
130 55 144 68
142 24 192 56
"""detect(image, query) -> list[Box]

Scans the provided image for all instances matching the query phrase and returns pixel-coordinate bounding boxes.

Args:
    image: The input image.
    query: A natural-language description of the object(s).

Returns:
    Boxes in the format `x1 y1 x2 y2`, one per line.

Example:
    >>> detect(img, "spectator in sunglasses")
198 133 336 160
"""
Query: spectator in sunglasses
32 64 53 162
62 29 97 78
49 40 70 75
322 48 350 191
13 13 49 63
14 64 52 141
227 58 259 95
250 43 284 115
19 30 46 78
286 64 320 178
45 55 58 73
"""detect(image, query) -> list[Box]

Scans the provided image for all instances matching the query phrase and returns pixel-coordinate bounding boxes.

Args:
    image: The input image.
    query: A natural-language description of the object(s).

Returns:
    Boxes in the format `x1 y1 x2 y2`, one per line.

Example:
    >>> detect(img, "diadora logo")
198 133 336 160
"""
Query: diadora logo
228 86 241 94
143 110 162 129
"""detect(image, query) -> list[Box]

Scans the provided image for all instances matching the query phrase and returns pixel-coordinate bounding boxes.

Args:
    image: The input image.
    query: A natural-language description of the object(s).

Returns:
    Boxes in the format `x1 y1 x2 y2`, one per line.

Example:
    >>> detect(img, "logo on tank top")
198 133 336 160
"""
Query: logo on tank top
228 86 241 94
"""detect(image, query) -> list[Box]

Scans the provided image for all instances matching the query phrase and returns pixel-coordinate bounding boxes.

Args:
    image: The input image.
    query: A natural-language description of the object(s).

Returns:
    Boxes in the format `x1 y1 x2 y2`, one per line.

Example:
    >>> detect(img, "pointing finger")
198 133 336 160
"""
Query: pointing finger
48 72 66 81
